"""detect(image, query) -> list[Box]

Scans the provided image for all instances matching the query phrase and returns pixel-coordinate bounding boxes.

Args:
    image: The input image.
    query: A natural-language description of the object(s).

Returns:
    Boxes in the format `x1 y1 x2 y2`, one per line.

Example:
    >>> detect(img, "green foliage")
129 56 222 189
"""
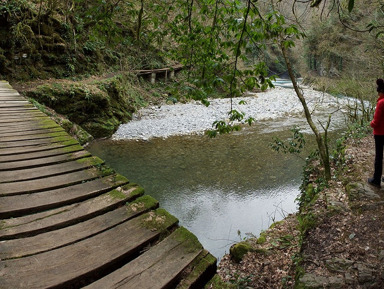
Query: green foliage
205 275 236 289
298 151 328 209
229 274 254 289
206 109 255 137
270 126 306 155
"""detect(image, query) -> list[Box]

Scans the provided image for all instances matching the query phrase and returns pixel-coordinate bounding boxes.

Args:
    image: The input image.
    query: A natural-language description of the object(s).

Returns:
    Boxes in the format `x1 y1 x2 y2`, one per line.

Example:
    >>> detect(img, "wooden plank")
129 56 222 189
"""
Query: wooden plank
0 210 178 289
0 105 37 110
0 102 34 108
0 143 83 162
0 156 100 183
0 150 91 171
0 117 49 126
0 167 101 196
0 108 39 114
0 126 64 138
0 184 143 240
0 112 47 120
0 117 47 125
0 196 158 260
84 227 203 289
176 250 218 289
0 130 67 142
0 119 60 131
0 135 76 148
0 108 43 115
0 174 127 218
0 97 24 101
0 141 79 156
0 100 29 105
0 125 60 134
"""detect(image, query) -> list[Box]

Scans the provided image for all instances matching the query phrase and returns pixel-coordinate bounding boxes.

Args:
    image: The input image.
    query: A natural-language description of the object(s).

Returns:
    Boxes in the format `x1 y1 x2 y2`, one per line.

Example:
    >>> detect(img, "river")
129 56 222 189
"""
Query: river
87 85 353 260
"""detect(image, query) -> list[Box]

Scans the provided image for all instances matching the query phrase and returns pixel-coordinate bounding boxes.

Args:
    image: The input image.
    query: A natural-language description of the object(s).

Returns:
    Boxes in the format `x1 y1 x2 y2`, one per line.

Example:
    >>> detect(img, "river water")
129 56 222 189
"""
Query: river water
87 85 353 260
88 124 336 259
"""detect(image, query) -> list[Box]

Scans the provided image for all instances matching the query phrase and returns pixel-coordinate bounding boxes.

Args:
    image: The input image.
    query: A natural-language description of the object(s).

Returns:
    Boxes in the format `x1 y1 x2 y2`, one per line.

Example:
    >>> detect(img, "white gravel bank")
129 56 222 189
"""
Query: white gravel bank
113 86 355 140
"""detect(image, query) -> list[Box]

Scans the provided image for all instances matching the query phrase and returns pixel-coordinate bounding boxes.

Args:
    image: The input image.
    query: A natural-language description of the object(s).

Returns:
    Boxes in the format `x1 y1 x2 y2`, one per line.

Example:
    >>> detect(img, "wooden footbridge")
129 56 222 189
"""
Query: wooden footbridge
0 81 216 288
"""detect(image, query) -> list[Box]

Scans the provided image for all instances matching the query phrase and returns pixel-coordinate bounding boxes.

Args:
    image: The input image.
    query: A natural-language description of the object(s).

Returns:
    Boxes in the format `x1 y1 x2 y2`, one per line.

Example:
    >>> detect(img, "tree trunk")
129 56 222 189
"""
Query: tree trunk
136 0 144 42
280 44 331 180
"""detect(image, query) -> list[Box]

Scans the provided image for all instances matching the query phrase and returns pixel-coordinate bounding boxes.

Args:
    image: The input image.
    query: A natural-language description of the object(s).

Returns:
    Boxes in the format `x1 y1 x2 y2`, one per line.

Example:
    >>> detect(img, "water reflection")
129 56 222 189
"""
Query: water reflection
88 123 308 259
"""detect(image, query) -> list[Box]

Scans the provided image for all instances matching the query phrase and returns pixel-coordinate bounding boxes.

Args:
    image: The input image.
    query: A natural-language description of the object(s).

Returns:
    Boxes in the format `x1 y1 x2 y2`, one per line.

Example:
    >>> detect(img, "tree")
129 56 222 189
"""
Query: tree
153 0 332 179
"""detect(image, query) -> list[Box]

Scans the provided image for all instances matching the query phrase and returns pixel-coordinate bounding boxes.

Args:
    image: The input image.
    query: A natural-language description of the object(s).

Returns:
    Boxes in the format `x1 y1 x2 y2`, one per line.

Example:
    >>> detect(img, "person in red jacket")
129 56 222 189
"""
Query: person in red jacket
368 78 384 187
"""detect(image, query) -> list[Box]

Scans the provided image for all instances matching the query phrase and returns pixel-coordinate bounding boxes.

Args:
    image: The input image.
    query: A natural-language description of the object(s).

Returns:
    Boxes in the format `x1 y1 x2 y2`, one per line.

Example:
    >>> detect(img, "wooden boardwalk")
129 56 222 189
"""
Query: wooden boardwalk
0 80 216 288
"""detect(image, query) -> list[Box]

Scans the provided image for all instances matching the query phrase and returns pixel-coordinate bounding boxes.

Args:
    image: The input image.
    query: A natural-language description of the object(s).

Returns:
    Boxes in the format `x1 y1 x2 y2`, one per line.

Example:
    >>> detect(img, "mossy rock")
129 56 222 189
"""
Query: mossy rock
256 231 267 245
229 241 254 263
25 78 139 138
82 118 120 138
346 182 380 202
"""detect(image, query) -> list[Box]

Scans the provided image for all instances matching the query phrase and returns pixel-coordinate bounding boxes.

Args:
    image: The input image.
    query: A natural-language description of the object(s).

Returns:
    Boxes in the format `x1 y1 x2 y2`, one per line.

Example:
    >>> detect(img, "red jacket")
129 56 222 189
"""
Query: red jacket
371 94 384 135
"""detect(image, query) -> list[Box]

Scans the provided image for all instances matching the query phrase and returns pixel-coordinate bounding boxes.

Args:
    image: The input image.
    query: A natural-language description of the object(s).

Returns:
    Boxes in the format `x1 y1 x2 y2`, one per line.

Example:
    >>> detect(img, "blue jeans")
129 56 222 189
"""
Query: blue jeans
373 135 384 182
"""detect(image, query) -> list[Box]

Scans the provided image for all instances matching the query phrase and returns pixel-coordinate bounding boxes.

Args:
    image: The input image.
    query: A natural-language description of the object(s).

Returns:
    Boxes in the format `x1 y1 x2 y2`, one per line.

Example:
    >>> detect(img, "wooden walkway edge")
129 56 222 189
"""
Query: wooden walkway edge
0 80 216 289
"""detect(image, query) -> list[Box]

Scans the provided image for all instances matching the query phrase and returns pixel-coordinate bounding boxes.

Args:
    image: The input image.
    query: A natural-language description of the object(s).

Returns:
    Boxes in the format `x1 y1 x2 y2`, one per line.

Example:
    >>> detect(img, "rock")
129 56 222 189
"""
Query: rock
325 258 354 273
344 272 355 284
379 250 384 261
299 273 329 288
355 262 375 284
328 276 344 288
229 241 253 263
345 182 380 201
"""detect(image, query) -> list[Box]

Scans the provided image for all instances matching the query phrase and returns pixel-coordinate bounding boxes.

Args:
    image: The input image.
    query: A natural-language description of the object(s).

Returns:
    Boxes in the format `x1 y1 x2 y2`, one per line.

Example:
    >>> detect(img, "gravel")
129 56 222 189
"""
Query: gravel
113 86 356 140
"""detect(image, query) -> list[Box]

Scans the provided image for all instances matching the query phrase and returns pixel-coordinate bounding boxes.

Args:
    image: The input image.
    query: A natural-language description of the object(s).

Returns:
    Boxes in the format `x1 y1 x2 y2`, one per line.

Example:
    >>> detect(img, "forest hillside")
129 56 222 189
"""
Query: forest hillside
1 0 383 139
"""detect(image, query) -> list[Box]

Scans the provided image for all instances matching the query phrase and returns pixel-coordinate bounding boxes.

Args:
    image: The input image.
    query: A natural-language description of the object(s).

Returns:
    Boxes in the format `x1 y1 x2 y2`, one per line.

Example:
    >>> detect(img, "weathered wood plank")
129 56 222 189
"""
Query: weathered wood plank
0 184 143 240
0 135 77 148
0 100 30 105
0 117 58 127
84 227 203 289
0 117 55 128
0 104 37 109
0 149 91 171
0 121 62 133
0 126 66 137
0 143 84 162
0 117 46 125
0 140 79 155
175 250 218 289
0 97 24 101
0 209 178 289
0 125 60 135
0 130 67 142
0 174 126 218
0 167 101 196
0 110 45 118
0 196 158 260
0 156 102 182
0 102 34 108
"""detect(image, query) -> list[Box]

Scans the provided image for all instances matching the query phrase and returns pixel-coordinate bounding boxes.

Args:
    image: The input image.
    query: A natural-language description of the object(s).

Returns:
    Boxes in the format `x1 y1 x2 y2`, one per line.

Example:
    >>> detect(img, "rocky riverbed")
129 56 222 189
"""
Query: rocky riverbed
113 86 355 140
